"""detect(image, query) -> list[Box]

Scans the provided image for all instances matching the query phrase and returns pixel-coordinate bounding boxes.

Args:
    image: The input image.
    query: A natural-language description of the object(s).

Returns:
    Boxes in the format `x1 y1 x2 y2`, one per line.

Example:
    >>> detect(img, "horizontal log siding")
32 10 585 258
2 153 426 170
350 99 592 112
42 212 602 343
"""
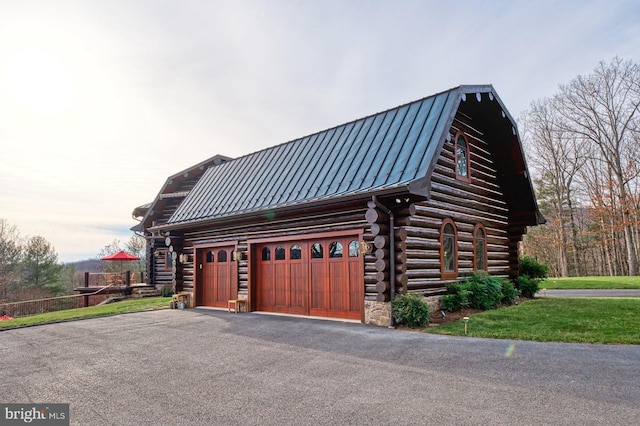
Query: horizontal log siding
400 115 511 295
177 207 369 301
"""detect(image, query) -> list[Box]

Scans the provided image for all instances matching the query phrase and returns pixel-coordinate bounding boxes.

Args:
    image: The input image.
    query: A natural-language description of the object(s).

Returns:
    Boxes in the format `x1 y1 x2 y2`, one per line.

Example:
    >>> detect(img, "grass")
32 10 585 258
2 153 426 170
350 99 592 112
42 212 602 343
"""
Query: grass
426 297 640 344
543 276 640 289
0 297 172 330
3 293 639 345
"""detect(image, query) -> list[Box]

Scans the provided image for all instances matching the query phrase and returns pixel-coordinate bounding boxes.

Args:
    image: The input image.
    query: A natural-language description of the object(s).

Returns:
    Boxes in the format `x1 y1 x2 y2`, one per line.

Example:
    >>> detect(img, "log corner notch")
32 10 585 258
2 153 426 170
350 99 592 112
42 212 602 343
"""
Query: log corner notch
366 197 397 305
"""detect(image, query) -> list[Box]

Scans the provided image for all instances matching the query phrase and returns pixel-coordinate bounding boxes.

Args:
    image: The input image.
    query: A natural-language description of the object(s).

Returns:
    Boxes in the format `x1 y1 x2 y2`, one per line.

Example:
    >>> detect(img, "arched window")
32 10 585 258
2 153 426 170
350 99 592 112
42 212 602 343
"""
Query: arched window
206 250 214 263
440 219 458 277
311 243 323 259
329 241 343 258
348 240 360 257
455 132 470 181
261 247 271 261
275 246 286 260
218 250 227 262
474 224 487 271
290 245 302 260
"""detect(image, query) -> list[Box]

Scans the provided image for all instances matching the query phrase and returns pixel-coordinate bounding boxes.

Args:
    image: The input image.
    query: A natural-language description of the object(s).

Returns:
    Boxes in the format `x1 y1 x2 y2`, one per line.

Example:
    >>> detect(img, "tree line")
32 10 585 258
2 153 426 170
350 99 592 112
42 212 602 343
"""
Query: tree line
520 57 640 277
0 218 146 302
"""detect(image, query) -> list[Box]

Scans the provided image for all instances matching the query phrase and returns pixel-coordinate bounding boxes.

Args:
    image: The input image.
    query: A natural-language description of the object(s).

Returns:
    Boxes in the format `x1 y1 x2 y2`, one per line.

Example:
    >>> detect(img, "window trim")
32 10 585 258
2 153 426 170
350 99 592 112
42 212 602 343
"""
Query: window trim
440 218 458 278
454 131 471 182
473 223 487 271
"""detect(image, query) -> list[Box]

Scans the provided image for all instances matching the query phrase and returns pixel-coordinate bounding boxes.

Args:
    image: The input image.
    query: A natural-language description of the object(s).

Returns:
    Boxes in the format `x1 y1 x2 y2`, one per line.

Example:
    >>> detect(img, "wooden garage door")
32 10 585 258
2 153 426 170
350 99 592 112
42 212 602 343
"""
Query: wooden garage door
256 235 363 320
198 246 237 308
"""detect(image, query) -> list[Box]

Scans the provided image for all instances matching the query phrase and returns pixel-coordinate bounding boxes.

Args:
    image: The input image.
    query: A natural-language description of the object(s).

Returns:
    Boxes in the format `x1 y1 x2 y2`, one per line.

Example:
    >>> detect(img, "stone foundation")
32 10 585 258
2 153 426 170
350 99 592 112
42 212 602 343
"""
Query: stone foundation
364 296 442 327
364 300 392 327
424 295 442 312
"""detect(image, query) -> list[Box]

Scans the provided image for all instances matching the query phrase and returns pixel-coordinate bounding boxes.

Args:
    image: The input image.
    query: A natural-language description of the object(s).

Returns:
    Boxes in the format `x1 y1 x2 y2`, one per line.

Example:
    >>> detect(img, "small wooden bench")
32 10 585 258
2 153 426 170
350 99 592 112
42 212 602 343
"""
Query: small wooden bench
227 294 248 313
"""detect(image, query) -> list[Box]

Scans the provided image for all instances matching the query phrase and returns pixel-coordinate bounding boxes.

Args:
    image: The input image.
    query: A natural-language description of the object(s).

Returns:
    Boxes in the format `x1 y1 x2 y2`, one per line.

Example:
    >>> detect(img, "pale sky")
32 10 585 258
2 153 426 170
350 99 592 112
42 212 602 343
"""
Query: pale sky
1 0 638 262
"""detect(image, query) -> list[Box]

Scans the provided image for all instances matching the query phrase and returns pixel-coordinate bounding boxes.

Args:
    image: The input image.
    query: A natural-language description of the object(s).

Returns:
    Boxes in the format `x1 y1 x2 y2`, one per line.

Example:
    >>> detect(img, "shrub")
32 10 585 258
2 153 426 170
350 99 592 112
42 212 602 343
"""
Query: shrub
519 256 549 279
392 293 431 328
516 275 540 298
501 280 520 305
440 282 471 312
160 284 174 297
465 273 503 310
440 273 518 312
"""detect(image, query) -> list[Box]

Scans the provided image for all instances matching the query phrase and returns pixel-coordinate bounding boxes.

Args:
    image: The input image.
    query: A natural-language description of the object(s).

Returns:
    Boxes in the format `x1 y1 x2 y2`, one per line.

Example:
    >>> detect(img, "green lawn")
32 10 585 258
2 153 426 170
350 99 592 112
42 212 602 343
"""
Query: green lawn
543 276 640 289
0 297 172 330
426 298 640 344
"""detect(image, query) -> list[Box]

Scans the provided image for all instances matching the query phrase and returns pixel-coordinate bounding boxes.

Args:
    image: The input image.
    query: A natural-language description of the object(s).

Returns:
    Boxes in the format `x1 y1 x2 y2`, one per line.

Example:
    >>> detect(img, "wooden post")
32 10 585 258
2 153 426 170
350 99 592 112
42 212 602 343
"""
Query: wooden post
124 271 132 296
84 272 89 308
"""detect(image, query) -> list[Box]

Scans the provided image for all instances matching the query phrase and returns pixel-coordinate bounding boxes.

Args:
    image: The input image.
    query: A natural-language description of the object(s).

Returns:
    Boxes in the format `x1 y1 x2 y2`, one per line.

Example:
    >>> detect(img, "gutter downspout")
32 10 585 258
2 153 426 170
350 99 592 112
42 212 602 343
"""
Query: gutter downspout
372 196 395 327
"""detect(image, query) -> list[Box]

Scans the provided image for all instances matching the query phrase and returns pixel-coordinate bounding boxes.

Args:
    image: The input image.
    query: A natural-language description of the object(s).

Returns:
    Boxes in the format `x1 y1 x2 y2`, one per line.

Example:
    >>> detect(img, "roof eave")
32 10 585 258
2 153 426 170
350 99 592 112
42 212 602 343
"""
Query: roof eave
150 185 418 233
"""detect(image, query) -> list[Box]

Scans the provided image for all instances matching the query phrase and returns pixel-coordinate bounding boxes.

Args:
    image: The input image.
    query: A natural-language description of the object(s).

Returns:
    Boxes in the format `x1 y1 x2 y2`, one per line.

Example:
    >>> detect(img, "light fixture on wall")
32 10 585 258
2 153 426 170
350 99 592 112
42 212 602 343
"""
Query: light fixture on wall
178 253 188 263
232 249 245 261
360 241 373 255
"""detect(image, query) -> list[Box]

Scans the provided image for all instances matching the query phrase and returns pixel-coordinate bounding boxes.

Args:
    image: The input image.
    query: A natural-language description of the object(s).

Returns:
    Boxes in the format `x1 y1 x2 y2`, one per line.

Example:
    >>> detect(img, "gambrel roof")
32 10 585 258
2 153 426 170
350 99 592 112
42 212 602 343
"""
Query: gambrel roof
150 85 543 230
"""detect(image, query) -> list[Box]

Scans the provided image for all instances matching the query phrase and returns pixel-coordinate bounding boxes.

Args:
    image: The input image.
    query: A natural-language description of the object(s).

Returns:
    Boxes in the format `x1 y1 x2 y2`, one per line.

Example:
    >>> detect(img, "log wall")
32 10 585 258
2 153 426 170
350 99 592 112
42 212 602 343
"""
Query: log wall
396 114 512 296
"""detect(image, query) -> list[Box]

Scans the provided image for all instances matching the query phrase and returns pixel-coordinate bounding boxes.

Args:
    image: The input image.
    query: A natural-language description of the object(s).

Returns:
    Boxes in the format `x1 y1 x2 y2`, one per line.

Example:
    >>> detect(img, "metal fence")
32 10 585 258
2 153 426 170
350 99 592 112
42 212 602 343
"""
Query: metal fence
0 288 114 319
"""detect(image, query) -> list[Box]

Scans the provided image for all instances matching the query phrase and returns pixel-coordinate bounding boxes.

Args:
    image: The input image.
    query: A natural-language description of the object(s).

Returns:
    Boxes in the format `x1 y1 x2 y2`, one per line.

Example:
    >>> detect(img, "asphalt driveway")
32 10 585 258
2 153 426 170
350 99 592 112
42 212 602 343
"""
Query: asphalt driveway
2 309 639 425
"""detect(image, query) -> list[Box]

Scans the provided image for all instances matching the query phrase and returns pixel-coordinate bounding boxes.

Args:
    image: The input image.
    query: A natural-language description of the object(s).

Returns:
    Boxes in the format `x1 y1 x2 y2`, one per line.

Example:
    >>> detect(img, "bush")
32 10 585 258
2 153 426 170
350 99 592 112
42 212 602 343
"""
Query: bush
501 280 520 305
465 273 504 310
160 284 174 297
440 272 520 312
519 256 549 279
440 273 519 312
516 275 540 298
392 293 431 328
440 282 471 312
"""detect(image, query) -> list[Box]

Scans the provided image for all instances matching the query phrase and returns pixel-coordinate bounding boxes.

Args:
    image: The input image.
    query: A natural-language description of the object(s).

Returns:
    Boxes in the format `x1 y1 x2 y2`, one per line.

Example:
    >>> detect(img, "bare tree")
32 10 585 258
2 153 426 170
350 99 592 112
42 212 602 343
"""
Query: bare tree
522 98 585 276
555 57 640 275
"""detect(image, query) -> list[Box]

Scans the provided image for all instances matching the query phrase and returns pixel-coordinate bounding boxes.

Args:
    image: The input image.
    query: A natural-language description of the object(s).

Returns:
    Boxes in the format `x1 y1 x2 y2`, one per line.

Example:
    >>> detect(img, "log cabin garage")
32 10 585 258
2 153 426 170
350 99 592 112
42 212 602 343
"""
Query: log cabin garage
132 85 544 326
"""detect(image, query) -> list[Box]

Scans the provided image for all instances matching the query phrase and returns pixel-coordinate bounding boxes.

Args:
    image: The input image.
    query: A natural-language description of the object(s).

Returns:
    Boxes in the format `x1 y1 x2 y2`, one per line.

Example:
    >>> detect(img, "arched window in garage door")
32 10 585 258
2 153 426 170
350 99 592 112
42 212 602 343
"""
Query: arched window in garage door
348 240 359 257
311 243 323 259
262 247 271 261
329 241 343 258
290 245 302 260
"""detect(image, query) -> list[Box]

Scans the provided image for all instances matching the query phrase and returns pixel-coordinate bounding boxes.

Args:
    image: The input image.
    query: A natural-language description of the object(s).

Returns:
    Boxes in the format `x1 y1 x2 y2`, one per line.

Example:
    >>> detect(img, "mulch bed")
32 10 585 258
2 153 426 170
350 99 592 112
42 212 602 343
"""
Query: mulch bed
395 298 532 331
426 307 483 326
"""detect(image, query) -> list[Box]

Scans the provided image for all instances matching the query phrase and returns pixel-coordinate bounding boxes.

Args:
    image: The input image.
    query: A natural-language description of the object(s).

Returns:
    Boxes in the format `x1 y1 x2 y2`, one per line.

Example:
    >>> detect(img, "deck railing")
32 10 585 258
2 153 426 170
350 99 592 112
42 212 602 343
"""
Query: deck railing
0 271 148 319
0 284 117 319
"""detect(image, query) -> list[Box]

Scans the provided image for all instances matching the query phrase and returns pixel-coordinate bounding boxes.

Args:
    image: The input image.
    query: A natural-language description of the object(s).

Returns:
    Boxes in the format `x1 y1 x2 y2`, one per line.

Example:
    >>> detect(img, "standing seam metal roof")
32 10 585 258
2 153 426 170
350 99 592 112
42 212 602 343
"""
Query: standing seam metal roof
167 86 477 225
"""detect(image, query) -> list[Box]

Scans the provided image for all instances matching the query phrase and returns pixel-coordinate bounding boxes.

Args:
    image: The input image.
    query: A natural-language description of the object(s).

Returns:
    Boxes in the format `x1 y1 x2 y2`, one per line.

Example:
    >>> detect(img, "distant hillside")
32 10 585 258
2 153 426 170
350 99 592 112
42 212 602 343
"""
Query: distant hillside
66 258 102 272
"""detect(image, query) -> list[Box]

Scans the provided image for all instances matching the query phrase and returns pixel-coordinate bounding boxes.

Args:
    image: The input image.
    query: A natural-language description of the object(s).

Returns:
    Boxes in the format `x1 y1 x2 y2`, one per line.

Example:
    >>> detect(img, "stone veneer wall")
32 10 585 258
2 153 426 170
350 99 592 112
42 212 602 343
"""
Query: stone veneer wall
365 296 442 327
364 301 392 327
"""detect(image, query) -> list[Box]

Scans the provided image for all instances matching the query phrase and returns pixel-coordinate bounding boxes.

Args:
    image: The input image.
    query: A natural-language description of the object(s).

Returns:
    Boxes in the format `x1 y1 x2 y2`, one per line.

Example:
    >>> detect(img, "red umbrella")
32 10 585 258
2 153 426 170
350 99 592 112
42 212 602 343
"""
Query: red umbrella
101 251 141 261
101 251 141 284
